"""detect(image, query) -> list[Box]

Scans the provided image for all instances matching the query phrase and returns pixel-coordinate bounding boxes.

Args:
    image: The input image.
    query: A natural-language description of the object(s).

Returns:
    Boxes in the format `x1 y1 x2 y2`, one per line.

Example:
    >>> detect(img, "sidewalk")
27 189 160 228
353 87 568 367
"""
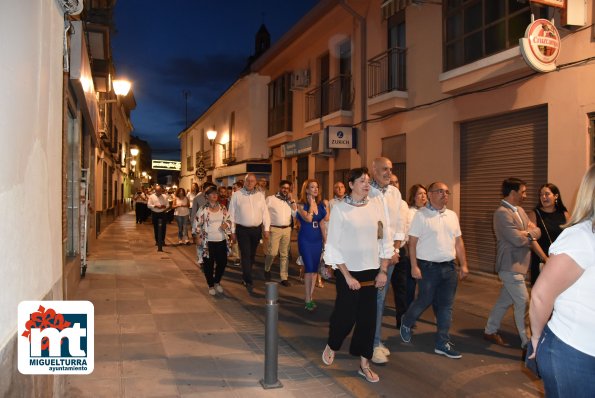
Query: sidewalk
65 213 352 398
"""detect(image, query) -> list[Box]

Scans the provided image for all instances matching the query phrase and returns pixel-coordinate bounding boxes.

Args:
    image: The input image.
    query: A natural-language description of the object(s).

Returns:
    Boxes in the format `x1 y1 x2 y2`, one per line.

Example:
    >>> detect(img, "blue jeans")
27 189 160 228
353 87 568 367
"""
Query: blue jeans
373 263 395 347
537 325 595 398
402 259 458 347
175 215 189 240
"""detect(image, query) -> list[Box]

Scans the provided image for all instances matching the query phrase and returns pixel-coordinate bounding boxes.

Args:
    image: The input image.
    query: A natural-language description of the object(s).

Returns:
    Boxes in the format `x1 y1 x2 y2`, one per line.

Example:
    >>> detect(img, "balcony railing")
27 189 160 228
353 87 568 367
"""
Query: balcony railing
368 47 407 98
305 75 352 122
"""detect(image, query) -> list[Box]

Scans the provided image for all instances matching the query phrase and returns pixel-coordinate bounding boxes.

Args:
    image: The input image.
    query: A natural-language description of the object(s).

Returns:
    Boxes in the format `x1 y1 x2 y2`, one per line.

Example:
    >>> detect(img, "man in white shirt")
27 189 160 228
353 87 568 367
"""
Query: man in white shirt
264 180 297 286
368 158 404 364
147 184 170 248
229 173 271 292
400 182 469 359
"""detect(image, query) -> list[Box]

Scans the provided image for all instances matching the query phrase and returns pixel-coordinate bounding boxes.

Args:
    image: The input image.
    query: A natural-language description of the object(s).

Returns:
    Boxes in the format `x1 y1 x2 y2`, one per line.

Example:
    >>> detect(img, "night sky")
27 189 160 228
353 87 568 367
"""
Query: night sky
112 0 319 160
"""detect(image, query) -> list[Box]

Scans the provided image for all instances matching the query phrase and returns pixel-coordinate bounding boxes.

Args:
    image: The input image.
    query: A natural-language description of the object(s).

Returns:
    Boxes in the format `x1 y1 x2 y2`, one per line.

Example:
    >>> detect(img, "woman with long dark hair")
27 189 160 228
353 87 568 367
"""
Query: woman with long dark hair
528 183 571 285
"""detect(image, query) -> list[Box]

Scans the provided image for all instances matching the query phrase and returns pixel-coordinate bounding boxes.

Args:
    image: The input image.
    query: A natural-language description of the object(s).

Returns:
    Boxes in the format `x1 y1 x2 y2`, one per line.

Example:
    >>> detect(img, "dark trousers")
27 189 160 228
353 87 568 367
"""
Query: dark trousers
203 240 228 287
135 203 147 223
391 248 417 325
327 269 378 360
151 211 167 245
236 224 262 285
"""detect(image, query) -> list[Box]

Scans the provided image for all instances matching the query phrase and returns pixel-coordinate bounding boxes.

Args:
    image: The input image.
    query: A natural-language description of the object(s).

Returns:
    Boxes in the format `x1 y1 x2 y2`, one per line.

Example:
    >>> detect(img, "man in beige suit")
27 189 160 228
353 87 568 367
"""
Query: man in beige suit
484 178 541 350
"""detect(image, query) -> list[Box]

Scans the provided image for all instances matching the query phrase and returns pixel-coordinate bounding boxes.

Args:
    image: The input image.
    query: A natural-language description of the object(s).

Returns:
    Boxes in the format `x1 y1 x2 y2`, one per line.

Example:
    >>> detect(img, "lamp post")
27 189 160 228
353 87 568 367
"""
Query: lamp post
206 129 230 168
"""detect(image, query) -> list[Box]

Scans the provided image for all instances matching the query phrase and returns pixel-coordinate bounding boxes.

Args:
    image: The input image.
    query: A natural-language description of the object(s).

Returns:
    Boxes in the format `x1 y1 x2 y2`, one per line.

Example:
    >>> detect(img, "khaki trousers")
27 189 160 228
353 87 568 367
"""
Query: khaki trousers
264 226 292 281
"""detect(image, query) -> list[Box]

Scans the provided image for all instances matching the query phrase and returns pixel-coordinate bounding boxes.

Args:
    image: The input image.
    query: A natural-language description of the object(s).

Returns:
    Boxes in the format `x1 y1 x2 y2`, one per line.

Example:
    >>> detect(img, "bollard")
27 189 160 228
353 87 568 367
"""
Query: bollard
260 282 283 389
157 217 163 252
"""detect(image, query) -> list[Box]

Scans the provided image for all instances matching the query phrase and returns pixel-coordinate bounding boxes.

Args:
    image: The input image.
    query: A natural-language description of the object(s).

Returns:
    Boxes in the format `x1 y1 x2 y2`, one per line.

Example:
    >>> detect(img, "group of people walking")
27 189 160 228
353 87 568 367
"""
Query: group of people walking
136 160 594 396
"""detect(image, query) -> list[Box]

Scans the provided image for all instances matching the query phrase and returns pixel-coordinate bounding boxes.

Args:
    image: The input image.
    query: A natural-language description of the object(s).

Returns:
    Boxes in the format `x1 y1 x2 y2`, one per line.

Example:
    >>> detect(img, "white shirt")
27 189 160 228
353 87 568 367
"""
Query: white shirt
409 206 462 262
228 189 271 233
369 184 405 243
147 193 169 213
399 203 414 247
547 220 595 356
204 210 227 242
266 195 296 227
324 198 394 271
173 196 190 217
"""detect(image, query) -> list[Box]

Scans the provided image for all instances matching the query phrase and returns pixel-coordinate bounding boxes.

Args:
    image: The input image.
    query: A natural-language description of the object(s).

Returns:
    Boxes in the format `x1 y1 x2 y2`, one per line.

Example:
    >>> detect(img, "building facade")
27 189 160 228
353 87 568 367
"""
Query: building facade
248 0 595 274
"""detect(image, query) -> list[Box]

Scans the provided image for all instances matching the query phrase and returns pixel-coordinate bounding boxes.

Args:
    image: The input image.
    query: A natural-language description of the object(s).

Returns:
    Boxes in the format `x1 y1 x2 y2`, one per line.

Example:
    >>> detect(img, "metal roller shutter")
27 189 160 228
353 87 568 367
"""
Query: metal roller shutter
460 106 548 274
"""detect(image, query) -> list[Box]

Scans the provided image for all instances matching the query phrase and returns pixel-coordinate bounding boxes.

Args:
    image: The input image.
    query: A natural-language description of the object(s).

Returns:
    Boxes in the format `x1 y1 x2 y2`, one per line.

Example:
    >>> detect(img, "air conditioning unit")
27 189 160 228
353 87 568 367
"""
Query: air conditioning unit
310 131 333 156
290 69 310 90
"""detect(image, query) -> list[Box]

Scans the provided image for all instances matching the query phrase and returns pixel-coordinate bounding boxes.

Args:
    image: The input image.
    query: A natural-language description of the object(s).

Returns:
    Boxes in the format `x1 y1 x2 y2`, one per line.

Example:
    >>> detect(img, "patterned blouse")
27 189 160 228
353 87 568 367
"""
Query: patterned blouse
193 204 232 259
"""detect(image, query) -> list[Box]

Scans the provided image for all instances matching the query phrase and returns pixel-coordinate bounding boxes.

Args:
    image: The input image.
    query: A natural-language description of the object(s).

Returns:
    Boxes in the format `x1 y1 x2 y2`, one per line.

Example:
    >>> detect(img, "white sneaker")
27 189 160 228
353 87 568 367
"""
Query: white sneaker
208 288 216 296
183 239 189 244
178 240 183 244
371 347 388 364
378 342 390 356
214 283 224 294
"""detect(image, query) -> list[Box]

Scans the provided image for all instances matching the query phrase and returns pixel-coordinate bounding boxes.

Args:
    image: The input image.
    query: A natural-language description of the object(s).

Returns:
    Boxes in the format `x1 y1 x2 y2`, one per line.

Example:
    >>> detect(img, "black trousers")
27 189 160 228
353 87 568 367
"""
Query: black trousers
135 203 147 223
327 268 378 360
203 240 228 287
236 224 262 285
151 211 167 245
391 247 417 325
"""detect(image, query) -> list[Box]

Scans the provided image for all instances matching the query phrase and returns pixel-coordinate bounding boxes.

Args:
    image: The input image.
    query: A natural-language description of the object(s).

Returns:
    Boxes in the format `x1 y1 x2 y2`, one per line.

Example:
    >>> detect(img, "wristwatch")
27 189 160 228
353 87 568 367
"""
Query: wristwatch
526 232 534 241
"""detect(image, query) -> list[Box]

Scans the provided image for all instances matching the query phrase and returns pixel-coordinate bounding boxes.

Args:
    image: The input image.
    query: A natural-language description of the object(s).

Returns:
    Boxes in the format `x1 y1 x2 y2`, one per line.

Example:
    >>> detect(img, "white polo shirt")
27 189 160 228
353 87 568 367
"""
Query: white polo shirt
408 206 461 262
369 184 405 243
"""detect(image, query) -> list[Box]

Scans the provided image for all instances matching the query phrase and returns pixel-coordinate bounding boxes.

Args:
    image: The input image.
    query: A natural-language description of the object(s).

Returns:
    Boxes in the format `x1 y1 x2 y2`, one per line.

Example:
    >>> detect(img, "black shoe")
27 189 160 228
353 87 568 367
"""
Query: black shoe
242 281 253 293
264 271 271 281
280 280 291 287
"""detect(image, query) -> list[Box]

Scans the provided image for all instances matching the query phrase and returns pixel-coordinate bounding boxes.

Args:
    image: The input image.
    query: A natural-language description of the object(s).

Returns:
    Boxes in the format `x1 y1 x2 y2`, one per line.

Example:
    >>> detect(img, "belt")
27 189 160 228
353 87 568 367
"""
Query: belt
237 224 262 229
418 259 454 266
271 225 290 229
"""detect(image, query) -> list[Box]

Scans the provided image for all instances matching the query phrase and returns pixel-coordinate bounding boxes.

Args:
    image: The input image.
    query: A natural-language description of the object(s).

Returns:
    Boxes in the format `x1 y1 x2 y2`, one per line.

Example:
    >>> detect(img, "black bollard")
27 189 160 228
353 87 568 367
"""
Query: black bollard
260 282 283 389
157 217 163 252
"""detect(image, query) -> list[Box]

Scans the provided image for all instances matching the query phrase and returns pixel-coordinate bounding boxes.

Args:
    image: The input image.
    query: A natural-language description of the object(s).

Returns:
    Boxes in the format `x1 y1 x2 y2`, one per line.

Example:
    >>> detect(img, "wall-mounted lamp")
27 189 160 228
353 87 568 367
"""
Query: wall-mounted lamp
99 79 132 104
130 147 139 157
142 171 147 177
130 159 137 167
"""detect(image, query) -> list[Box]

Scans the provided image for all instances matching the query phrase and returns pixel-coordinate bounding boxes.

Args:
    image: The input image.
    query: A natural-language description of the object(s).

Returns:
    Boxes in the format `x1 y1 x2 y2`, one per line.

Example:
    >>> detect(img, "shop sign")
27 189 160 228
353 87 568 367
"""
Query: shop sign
520 18 561 73
281 136 312 158
152 160 181 171
328 126 355 149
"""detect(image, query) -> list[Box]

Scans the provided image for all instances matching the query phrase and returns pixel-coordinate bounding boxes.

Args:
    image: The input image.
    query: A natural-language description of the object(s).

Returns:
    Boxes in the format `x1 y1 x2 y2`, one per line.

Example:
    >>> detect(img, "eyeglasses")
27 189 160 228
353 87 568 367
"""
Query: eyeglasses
429 189 451 195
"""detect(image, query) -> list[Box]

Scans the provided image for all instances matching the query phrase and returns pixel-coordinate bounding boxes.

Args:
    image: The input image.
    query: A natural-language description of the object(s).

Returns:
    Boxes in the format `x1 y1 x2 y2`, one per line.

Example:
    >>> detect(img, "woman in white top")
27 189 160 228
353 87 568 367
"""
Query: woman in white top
173 187 191 244
194 185 232 296
529 164 594 397
321 168 393 383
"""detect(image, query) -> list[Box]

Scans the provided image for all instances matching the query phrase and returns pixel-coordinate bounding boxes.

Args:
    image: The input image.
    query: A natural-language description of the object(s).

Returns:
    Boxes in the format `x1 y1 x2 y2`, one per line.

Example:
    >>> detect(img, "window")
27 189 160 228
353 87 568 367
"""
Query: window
388 10 406 91
444 0 536 71
186 135 193 171
268 73 293 136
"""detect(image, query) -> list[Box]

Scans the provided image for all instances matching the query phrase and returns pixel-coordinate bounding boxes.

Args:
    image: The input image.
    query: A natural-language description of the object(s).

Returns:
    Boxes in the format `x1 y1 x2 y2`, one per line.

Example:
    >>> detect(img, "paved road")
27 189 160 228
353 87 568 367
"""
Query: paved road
163 228 543 398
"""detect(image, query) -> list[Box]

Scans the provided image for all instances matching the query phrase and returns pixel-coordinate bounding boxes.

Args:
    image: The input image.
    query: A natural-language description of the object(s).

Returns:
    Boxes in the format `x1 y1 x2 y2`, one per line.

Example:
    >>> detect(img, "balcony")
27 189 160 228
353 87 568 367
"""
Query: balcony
186 155 193 171
305 75 352 123
367 47 408 116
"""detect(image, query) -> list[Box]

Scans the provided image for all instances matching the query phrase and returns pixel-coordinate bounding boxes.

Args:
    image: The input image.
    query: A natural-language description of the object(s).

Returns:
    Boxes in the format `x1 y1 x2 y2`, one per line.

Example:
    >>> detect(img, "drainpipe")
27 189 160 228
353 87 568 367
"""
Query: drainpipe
339 0 367 167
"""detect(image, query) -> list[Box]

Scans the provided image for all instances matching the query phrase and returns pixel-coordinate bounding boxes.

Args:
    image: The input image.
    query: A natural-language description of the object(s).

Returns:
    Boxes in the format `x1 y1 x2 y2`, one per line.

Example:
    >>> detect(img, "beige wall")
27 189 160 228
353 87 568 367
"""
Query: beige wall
179 73 270 190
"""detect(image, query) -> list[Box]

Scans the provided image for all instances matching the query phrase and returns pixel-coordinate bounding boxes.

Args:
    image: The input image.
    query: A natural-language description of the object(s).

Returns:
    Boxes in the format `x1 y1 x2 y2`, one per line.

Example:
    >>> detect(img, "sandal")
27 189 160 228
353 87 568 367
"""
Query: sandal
322 344 335 366
305 301 315 311
358 366 379 383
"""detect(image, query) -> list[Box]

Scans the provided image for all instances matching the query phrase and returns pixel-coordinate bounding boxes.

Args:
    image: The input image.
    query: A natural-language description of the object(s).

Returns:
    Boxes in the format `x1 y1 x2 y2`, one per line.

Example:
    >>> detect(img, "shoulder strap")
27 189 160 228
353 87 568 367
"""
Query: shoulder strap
535 209 553 244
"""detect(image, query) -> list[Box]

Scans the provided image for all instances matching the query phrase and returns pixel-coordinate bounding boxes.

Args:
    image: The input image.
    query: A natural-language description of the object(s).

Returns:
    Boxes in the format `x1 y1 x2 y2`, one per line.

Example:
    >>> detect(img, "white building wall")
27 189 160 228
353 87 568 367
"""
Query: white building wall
0 0 64 361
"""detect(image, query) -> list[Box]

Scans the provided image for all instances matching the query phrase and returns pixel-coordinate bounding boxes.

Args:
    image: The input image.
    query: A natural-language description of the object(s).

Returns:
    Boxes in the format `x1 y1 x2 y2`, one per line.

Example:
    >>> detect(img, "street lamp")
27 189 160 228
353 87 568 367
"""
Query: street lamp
130 147 139 157
130 159 137 167
99 79 133 104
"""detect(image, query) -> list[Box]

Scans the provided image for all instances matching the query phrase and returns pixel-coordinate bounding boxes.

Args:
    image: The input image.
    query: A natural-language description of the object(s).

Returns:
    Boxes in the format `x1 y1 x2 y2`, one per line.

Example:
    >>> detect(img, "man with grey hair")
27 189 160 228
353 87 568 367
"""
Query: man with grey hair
229 173 271 293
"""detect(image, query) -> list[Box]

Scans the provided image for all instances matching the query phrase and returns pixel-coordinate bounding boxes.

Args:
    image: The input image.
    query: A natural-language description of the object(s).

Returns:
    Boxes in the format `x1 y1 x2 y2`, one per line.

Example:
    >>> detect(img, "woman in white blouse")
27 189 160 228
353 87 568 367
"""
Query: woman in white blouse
321 168 393 383
529 164 595 397
173 188 190 244
194 185 232 296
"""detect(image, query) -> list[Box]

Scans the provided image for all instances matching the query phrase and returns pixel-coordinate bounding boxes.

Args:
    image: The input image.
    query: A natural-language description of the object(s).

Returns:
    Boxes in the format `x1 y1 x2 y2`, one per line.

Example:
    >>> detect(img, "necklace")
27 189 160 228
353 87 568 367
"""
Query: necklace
344 195 368 207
